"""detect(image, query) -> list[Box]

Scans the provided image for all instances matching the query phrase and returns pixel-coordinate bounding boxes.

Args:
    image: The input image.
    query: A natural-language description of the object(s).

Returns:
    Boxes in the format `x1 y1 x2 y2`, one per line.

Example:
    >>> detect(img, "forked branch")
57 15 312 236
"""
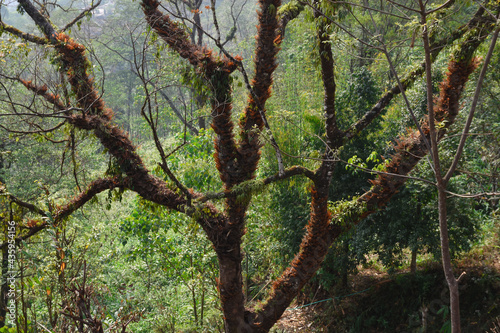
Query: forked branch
0 176 126 250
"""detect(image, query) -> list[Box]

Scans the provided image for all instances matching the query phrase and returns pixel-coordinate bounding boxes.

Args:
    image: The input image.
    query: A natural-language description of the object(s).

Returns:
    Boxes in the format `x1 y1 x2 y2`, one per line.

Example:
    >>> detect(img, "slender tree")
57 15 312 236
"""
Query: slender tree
417 1 500 331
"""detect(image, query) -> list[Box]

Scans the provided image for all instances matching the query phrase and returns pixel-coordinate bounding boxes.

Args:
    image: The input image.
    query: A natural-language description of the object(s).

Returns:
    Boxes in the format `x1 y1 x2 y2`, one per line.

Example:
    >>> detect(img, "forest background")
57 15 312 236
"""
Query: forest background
0 0 499 331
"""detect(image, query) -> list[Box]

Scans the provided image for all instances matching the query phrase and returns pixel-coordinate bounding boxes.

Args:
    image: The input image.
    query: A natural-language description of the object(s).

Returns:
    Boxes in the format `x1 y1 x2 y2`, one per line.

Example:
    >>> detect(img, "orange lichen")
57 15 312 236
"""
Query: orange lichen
237 0 282 183
25 219 38 228
19 79 66 110
361 57 479 213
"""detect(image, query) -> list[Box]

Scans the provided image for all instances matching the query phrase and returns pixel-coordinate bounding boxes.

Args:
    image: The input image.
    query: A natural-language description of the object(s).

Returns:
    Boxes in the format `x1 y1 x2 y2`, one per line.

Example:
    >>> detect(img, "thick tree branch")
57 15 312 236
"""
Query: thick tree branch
0 176 125 250
141 0 237 75
16 0 228 242
2 194 45 216
19 79 67 111
17 0 58 42
360 59 481 216
237 0 283 182
316 18 343 149
277 0 304 38
444 25 500 182
0 22 49 45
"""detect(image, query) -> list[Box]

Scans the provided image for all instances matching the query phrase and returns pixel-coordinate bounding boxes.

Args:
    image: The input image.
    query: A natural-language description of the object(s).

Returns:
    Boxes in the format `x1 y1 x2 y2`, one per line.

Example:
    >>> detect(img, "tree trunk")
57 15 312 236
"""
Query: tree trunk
410 248 417 274
438 187 460 332
0 244 8 328
341 240 349 289
217 248 249 332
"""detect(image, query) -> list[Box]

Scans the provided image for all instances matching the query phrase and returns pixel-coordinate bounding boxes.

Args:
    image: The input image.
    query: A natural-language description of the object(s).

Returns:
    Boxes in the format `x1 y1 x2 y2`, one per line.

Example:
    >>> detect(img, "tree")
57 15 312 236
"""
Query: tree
416 1 500 329
1 0 499 331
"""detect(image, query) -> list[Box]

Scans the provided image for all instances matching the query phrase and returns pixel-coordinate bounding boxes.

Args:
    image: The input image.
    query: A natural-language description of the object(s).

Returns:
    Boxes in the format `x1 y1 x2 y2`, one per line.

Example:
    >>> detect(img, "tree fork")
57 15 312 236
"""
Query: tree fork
238 0 283 182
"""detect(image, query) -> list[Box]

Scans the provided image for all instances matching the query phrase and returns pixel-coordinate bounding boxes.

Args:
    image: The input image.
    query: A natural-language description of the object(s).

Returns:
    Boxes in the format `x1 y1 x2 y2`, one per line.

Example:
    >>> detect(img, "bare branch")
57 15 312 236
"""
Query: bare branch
61 0 102 32
385 0 419 13
445 191 500 199
332 1 411 20
158 90 199 135
426 0 456 15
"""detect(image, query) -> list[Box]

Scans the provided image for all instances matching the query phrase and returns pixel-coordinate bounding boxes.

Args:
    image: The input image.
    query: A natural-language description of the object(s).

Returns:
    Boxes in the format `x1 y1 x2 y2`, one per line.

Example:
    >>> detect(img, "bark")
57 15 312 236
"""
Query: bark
218 242 248 332
192 11 203 46
246 185 334 332
277 0 304 38
237 0 282 184
16 0 58 42
438 186 461 332
244 16 341 330
410 249 417 274
211 72 239 187
0 22 49 45
317 17 342 147
0 242 7 328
